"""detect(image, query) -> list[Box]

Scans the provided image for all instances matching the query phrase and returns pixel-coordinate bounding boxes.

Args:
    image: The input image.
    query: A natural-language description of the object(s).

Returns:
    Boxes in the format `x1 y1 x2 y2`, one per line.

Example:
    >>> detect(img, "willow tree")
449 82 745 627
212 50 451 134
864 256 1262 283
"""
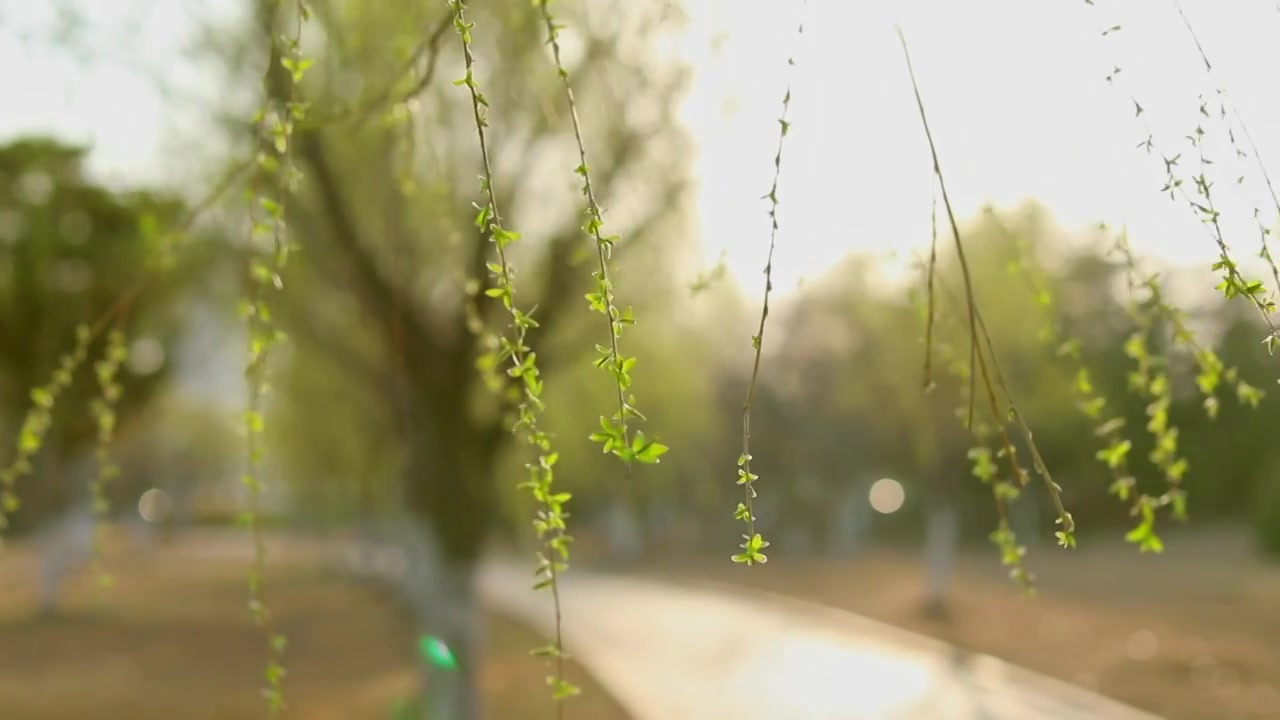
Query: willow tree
224 0 693 714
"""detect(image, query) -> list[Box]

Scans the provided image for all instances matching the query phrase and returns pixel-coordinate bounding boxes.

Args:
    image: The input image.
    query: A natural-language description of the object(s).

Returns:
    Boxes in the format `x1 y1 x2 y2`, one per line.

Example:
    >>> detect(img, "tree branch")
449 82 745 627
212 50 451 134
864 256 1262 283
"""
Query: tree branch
304 10 455 129
294 130 454 414
268 276 396 395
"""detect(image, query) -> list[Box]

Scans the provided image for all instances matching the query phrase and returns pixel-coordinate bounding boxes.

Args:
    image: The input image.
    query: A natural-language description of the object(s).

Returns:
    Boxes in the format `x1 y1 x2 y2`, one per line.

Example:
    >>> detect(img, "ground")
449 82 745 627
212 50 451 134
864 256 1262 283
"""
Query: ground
642 525 1280 720
0 529 628 720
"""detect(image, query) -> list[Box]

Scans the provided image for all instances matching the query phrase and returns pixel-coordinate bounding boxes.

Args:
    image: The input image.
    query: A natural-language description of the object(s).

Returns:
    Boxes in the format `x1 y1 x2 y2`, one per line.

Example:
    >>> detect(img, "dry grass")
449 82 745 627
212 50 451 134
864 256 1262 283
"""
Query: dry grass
642 526 1280 720
0 529 629 720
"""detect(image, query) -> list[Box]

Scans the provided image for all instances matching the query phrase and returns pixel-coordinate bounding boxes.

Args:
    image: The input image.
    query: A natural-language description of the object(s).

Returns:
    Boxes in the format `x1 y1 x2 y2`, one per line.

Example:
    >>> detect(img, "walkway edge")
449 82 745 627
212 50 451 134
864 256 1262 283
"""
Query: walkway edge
479 563 660 720
676 576 1165 720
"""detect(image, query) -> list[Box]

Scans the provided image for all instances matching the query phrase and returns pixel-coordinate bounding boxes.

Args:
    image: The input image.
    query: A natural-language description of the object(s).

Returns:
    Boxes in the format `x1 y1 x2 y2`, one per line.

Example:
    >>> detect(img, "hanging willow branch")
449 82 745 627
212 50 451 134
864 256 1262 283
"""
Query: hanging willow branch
734 3 806 567
900 26 1076 554
448 0 579 706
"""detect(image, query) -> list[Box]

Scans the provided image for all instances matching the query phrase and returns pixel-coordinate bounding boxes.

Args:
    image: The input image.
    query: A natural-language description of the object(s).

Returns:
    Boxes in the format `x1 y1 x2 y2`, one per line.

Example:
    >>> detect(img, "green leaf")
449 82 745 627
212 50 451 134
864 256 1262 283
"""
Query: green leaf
635 441 669 464
30 388 54 410
549 678 581 700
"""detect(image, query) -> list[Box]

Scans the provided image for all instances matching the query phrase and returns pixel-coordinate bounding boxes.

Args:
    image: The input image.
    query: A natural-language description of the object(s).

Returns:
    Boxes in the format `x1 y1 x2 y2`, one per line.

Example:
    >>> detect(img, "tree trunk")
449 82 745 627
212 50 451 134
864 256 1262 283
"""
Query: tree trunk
922 500 959 619
603 493 643 562
391 516 484 720
397 414 500 720
38 502 94 613
827 481 870 557
36 446 94 614
131 506 157 549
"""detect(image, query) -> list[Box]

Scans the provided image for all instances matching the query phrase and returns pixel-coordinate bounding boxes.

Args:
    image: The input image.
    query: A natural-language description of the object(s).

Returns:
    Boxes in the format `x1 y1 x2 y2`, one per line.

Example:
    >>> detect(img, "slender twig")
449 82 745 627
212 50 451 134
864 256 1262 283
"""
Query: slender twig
735 2 806 567
241 1 309 712
1090 3 1280 350
537 0 656 479
898 27 980 429
911 269 1035 589
899 27 1076 547
1169 0 1280 316
922 176 940 390
302 11 453 129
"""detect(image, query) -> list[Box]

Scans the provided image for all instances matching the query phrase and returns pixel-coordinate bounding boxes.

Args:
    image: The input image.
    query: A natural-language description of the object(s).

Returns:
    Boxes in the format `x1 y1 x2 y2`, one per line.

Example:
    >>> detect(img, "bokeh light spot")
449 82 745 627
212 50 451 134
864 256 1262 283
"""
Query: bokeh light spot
127 337 166 375
869 478 905 514
138 488 172 523
1126 628 1158 661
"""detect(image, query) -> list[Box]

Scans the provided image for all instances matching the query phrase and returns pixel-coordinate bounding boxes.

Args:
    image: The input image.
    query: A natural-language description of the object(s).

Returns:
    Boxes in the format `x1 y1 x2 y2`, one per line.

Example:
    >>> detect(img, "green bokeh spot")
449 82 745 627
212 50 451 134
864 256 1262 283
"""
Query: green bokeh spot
419 634 457 669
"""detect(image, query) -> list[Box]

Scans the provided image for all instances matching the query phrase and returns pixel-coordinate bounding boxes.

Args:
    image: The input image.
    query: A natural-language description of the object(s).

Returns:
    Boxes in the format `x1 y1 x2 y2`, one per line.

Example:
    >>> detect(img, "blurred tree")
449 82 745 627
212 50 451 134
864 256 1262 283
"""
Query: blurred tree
0 137 220 613
738 200 1280 602
0 138 216 536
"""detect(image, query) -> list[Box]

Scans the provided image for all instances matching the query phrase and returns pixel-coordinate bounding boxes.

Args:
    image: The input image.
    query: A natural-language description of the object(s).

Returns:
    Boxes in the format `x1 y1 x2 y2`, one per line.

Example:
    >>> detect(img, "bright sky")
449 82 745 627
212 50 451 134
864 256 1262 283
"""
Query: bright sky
682 0 1280 294
0 0 238 188
3 0 1279 298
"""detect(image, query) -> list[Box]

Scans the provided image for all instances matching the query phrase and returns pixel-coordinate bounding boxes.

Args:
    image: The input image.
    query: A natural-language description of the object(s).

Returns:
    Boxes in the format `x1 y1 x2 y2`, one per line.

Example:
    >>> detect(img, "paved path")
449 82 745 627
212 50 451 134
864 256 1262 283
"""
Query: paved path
145 531 1162 719
479 560 1164 720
